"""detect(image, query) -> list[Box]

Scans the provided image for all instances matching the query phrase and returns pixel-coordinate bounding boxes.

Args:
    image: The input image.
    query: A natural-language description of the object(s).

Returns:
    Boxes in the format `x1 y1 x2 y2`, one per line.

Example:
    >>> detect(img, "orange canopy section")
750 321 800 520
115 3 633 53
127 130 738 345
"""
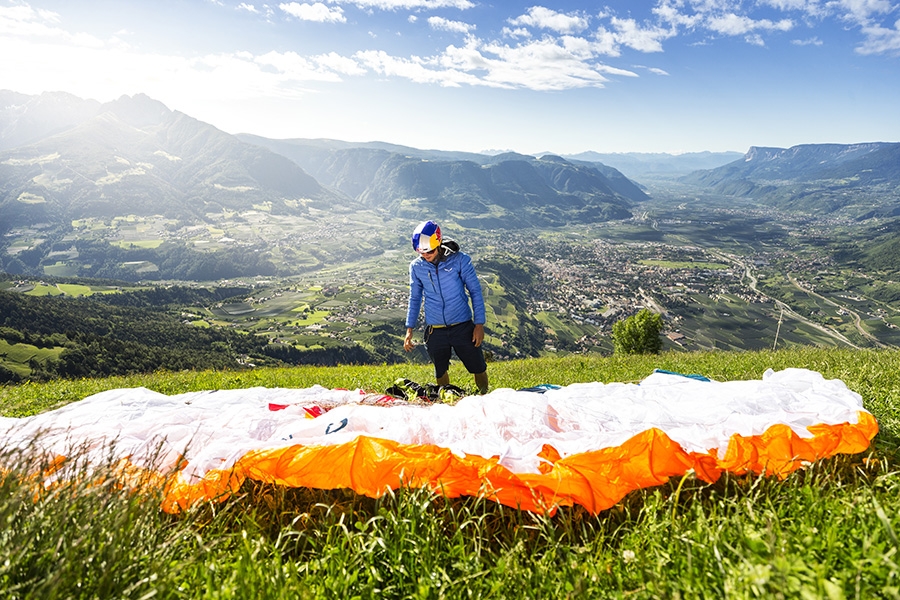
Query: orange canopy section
0 368 878 514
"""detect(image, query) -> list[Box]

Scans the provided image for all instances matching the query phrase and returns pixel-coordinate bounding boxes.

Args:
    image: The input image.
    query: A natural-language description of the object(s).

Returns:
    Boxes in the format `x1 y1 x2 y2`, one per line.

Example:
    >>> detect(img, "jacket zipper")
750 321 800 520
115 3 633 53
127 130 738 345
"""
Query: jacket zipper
432 261 448 325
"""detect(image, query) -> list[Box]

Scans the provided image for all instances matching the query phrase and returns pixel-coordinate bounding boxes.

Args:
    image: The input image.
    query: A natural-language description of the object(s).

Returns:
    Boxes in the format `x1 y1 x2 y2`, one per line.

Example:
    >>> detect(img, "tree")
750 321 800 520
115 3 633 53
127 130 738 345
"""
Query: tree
612 309 663 355
0 364 22 384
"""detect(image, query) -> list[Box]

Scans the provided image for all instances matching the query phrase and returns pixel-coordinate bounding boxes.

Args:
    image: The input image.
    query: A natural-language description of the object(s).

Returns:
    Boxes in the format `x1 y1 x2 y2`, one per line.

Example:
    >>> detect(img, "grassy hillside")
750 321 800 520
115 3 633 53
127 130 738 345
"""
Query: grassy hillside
1 347 899 598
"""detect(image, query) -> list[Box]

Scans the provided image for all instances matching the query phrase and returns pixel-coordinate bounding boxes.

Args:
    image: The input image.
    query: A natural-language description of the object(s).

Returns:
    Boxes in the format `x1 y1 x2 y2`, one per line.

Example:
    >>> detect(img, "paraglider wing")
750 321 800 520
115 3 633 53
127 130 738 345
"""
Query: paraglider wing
0 369 878 514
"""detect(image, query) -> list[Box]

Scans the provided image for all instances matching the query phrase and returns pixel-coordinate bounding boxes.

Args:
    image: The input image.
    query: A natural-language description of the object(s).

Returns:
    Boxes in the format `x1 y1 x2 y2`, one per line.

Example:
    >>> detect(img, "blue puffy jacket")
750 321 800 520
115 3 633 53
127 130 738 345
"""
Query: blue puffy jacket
405 241 486 329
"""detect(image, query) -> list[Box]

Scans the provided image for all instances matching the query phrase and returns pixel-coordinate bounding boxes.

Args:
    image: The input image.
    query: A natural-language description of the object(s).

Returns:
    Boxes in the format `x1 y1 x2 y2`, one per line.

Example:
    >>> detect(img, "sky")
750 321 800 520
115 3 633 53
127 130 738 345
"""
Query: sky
1 0 899 155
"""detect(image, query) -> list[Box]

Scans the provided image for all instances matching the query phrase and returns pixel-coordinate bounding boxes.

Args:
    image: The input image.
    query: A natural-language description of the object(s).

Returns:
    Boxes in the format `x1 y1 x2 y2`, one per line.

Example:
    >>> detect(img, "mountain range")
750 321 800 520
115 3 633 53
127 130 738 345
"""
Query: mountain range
235 135 647 227
2 90 899 235
681 142 900 217
558 150 745 177
0 91 652 232
0 92 338 232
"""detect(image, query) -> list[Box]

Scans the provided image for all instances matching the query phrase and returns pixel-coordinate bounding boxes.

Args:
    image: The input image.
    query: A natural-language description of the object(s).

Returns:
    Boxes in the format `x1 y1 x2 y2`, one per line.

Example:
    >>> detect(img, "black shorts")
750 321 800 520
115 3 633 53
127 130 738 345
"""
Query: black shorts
424 321 487 377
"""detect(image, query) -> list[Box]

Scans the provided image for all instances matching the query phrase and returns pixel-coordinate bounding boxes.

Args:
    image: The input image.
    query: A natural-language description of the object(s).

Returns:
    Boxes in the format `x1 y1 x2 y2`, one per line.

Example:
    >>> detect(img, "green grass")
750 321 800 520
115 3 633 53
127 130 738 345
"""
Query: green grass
41 263 79 277
0 340 64 377
55 283 94 296
2 347 900 598
640 259 730 269
23 284 64 297
112 239 165 249
290 309 330 327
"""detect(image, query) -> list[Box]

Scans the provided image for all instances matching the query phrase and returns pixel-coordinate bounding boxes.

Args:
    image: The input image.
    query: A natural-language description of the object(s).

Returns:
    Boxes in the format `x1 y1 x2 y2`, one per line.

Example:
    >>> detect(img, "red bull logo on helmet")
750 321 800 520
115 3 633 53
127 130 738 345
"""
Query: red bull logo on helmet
412 220 441 253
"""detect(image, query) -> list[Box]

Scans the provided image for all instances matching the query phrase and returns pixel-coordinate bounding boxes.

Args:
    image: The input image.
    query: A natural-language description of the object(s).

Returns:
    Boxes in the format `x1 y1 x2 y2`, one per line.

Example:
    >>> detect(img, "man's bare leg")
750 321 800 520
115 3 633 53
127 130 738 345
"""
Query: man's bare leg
436 371 450 387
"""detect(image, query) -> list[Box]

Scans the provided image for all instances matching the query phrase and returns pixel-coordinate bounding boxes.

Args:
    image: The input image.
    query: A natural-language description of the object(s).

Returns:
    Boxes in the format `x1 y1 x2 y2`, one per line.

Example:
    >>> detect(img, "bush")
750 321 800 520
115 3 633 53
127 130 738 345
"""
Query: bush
0 327 25 344
0 364 22 384
612 308 663 355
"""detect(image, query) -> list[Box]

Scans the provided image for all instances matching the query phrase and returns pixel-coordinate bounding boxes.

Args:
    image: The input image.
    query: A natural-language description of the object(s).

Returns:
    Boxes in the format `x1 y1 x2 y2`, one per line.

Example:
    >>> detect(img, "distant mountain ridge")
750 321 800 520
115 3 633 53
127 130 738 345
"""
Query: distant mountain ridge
236 135 647 227
0 92 340 232
682 142 900 217
559 150 745 178
0 90 102 150
695 143 898 181
1 90 648 231
4 90 897 232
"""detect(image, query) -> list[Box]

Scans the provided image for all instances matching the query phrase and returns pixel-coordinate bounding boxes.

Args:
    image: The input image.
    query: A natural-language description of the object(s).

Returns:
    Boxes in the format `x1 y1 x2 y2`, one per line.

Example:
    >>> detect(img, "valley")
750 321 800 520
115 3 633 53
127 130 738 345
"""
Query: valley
4 180 900 382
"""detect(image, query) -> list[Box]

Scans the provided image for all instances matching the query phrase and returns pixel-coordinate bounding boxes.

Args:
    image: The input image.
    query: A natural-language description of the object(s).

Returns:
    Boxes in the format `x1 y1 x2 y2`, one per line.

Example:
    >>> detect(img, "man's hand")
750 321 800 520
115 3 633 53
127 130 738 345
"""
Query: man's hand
404 328 415 352
472 323 484 347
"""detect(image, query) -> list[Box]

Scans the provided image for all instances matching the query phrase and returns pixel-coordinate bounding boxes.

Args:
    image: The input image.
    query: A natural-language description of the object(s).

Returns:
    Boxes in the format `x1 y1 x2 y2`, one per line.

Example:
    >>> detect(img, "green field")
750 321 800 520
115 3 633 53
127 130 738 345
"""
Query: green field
24 283 65 296
112 239 165 249
20 282 120 298
55 283 94 296
640 259 729 269
41 262 79 277
0 339 64 376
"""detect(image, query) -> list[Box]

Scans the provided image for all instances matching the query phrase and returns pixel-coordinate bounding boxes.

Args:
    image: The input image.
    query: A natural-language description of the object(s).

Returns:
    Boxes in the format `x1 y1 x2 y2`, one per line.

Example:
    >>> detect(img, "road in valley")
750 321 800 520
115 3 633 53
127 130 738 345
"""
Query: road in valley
786 274 888 348
708 251 863 349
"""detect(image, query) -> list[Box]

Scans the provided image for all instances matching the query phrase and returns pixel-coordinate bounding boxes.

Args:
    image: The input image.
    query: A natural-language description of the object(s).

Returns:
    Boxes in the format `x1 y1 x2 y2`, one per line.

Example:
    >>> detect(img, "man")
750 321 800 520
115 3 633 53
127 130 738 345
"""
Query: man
403 220 489 394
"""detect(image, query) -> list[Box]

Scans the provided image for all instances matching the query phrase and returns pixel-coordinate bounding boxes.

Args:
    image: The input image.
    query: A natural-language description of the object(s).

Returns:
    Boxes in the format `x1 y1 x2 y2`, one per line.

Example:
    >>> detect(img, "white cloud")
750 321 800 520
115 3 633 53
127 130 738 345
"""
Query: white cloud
255 50 313 75
745 33 766 45
652 2 705 29
831 0 894 24
706 13 794 35
0 24 372 114
469 39 612 90
594 63 641 78
761 0 827 15
4 2 634 96
609 17 674 52
0 4 104 47
278 2 346 23
313 50 368 75
336 0 474 9
792 36 824 44
762 0 811 8
438 37 494 73
255 50 365 80
759 0 893 24
502 26 531 39
643 1 888 50
559 34 597 58
428 16 475 34
354 49 482 86
490 38 641 89
350 31 644 92
509 6 590 35
591 27 621 56
856 18 900 54
237 3 259 13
